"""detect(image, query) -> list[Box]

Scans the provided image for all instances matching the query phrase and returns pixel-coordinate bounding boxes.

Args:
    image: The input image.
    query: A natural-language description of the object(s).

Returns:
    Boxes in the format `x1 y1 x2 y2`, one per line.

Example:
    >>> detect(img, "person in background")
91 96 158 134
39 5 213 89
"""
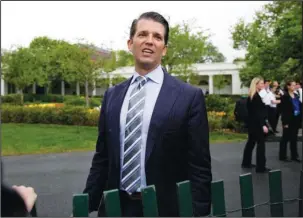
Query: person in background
279 80 302 162
262 80 280 132
295 81 302 103
271 81 284 132
1 163 37 217
241 77 271 173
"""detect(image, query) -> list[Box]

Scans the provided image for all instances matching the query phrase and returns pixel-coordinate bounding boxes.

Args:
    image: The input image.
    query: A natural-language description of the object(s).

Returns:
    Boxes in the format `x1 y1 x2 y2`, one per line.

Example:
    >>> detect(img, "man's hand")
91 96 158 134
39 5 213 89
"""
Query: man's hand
12 185 37 212
284 125 289 128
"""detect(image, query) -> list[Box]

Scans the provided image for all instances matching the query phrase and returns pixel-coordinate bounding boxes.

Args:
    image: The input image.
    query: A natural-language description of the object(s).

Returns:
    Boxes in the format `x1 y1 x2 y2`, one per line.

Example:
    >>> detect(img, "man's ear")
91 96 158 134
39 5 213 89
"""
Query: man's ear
127 39 133 53
162 45 167 56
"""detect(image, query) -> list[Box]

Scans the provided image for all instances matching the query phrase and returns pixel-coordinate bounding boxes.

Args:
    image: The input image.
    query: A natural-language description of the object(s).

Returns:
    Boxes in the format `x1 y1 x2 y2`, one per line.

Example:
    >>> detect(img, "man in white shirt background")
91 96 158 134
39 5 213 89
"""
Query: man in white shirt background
295 82 302 103
262 80 281 133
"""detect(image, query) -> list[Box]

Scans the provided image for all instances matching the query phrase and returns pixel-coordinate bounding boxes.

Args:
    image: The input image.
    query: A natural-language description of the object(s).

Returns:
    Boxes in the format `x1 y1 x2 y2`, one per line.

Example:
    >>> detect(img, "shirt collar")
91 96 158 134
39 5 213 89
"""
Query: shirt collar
131 65 163 84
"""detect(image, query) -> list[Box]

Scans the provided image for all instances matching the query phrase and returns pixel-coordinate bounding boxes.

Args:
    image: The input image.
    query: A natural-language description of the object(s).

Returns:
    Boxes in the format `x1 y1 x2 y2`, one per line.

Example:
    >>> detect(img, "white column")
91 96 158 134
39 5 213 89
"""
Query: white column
92 80 96 96
61 80 65 96
1 78 5 96
76 82 80 96
208 75 213 94
32 83 36 94
232 72 241 95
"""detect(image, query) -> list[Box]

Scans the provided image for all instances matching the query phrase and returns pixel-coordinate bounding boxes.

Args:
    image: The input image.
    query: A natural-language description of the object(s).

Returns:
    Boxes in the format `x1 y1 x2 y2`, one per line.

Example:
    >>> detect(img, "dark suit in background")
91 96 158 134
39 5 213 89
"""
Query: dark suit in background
242 92 268 172
83 67 212 217
279 92 301 161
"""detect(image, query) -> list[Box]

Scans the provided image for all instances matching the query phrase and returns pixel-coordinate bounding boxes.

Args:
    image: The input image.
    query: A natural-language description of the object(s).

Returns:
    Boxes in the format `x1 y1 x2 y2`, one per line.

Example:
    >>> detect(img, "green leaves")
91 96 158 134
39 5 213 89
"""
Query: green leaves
231 1 301 85
162 22 225 84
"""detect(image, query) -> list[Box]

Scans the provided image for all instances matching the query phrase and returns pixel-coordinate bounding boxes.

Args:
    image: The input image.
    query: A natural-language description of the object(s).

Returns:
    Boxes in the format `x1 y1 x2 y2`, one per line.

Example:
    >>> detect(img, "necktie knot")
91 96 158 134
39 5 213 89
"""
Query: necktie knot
136 76 147 88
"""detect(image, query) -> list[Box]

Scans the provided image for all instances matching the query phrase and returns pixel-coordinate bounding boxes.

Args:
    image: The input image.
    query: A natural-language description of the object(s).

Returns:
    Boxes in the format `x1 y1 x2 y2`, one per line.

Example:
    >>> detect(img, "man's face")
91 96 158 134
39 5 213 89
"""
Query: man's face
296 83 301 90
127 19 167 69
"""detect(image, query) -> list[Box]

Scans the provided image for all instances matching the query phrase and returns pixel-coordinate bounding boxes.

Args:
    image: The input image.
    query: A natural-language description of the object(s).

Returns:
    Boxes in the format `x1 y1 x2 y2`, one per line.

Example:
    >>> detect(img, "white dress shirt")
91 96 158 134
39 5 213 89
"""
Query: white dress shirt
119 65 164 192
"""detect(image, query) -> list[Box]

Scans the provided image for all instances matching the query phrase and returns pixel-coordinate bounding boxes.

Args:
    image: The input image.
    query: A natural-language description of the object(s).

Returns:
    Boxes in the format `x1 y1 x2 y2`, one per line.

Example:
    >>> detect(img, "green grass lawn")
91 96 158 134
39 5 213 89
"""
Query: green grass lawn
2 123 247 156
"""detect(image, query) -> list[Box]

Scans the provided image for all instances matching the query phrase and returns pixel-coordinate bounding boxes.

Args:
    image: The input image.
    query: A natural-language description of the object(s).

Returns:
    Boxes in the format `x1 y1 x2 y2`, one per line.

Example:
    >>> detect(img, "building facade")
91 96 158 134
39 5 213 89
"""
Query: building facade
1 62 248 96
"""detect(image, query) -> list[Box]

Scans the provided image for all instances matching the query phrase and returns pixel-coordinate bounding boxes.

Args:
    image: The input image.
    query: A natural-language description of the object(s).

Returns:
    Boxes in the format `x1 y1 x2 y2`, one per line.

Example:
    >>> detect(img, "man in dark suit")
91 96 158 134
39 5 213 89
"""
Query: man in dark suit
83 11 212 217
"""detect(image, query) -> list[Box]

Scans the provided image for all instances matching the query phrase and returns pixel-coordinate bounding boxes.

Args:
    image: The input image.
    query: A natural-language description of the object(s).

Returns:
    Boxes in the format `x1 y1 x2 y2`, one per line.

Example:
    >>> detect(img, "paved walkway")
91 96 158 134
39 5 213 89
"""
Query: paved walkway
2 142 302 217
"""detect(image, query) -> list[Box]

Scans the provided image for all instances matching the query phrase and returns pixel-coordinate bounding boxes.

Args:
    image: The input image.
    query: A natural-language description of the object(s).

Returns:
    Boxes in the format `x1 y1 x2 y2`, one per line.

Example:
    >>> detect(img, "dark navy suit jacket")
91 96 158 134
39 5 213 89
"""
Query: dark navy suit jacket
83 68 212 216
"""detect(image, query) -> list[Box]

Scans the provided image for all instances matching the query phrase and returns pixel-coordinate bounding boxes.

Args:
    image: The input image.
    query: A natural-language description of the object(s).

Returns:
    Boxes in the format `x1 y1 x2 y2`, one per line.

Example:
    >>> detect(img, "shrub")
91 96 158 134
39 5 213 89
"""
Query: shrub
24 94 64 103
64 97 101 108
1 94 65 105
205 94 233 112
1 94 22 105
207 111 226 131
1 105 100 126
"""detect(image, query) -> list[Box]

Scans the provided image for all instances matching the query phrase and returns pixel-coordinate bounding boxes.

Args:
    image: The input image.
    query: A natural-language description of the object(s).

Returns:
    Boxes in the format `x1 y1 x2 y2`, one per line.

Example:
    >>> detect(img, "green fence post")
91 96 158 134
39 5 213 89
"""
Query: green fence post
73 194 89 217
142 185 159 217
211 180 227 217
299 170 303 217
176 180 193 217
103 189 121 217
268 170 284 217
239 173 255 217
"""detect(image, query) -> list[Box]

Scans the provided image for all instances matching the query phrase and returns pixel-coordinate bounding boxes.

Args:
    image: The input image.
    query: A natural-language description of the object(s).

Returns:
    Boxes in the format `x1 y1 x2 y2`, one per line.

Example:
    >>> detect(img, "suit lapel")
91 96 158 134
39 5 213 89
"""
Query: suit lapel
145 68 180 162
109 77 132 166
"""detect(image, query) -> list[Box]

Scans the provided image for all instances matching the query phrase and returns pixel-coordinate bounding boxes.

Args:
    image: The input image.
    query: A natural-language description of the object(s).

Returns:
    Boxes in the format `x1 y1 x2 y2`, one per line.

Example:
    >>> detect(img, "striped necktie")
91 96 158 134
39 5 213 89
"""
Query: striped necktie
121 76 147 194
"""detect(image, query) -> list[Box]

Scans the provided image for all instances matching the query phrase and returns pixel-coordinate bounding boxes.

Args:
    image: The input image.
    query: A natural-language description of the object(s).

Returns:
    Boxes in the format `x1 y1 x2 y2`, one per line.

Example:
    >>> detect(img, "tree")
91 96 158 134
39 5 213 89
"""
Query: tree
29 36 76 94
2 47 46 104
231 1 301 86
213 75 231 94
197 43 226 63
63 42 119 107
162 22 226 84
116 50 134 67
111 75 127 86
232 57 245 63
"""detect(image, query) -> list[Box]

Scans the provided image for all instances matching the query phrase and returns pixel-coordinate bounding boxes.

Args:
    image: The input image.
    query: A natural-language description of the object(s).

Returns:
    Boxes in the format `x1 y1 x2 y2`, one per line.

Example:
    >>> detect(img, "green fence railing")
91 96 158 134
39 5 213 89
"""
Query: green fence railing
72 169 303 217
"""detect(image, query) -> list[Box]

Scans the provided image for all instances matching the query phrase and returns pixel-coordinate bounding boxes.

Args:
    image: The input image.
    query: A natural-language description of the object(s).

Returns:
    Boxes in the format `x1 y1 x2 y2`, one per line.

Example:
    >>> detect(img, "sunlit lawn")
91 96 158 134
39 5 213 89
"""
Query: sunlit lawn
2 123 247 156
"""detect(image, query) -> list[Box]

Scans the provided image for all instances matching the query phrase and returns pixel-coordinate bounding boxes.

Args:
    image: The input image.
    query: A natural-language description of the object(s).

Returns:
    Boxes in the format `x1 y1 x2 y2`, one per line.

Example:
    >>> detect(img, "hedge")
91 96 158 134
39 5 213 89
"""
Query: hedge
2 94 243 131
1 105 100 126
1 94 102 107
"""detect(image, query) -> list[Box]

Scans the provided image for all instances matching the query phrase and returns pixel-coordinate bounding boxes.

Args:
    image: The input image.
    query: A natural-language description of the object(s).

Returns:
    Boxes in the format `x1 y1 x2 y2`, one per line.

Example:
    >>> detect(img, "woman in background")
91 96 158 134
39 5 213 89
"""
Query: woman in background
279 80 302 162
241 77 271 173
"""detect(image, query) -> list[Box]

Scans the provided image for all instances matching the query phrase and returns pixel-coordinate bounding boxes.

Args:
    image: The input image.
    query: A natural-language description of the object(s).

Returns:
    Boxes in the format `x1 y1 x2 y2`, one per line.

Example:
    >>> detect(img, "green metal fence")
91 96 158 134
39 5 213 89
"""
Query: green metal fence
72 169 303 217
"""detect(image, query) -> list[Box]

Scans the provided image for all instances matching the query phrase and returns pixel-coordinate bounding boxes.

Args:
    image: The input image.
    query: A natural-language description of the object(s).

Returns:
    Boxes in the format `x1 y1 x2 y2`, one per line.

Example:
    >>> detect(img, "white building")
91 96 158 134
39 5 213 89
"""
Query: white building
0 62 248 96
108 61 248 95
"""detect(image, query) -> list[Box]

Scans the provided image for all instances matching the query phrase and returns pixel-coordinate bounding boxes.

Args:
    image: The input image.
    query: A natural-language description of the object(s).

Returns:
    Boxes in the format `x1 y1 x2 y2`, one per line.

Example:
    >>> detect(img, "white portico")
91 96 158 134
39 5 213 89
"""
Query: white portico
0 62 248 96
109 62 248 95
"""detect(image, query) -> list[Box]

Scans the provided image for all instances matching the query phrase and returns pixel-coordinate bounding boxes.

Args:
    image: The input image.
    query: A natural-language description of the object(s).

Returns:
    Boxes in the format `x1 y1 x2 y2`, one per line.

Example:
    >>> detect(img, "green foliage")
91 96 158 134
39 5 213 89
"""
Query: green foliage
207 113 224 131
1 94 102 108
205 94 233 112
1 94 23 105
112 75 127 86
116 50 134 67
1 46 47 104
161 22 225 84
213 75 231 93
1 94 65 105
64 97 101 108
1 105 100 126
231 1 301 86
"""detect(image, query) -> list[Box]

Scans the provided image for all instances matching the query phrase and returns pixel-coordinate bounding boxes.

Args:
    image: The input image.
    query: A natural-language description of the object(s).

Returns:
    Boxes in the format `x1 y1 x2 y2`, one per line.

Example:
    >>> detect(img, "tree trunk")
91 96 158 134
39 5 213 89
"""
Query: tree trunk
20 89 24 105
85 80 89 107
